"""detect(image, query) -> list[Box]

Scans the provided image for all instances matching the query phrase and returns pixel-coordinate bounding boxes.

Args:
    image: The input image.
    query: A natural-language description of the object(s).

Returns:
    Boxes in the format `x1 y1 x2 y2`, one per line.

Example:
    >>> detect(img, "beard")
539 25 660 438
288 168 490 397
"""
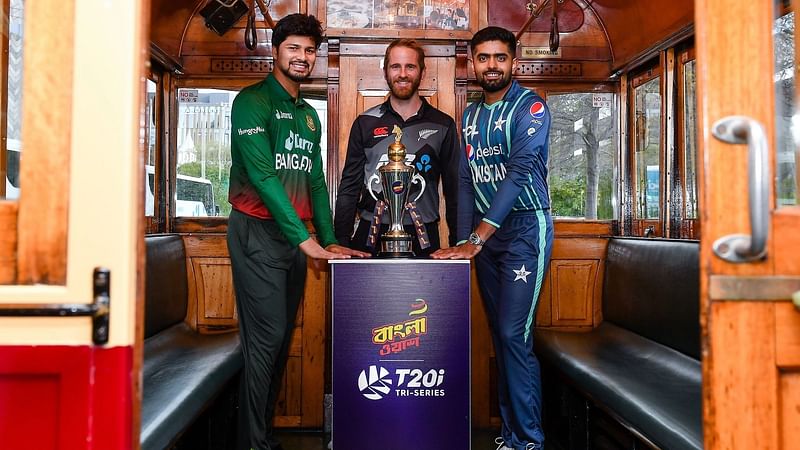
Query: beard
478 70 512 93
279 59 312 82
387 75 422 100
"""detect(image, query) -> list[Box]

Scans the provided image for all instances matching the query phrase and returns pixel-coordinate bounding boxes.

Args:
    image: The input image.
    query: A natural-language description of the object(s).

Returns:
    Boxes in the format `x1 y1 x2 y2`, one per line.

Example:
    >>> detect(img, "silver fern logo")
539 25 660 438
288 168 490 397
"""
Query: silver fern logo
357 365 392 400
418 129 439 140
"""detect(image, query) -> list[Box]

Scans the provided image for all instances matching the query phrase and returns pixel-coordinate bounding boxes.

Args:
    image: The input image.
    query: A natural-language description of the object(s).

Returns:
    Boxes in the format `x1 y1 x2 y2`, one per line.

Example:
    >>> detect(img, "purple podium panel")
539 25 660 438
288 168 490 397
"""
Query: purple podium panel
331 260 471 450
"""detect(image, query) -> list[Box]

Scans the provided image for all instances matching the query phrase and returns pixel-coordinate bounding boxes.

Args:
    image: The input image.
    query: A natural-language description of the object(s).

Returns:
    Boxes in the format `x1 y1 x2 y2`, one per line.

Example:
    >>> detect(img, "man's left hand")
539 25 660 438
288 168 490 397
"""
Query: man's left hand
430 243 481 260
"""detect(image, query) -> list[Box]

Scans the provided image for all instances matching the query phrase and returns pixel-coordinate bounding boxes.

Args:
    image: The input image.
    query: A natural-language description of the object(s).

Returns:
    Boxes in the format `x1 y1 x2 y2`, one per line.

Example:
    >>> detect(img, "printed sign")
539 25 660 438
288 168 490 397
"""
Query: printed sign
592 93 612 108
178 89 198 103
331 260 471 450
521 46 562 58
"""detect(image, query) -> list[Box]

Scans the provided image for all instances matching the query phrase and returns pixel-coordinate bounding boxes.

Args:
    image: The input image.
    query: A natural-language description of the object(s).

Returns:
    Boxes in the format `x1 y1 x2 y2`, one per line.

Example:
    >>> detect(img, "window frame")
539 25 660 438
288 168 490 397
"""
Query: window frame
627 61 665 236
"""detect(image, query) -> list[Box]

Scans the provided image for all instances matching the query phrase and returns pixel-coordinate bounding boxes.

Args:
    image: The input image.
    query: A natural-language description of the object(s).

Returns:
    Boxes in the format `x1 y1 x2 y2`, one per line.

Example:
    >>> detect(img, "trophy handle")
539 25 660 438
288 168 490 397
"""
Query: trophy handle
367 173 381 201
411 173 426 202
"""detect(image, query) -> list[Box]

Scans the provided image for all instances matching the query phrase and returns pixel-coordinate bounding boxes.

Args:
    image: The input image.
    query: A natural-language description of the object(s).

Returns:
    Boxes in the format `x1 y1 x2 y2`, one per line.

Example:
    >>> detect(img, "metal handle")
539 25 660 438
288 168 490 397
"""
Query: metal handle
711 116 770 263
411 173 426 202
367 173 380 202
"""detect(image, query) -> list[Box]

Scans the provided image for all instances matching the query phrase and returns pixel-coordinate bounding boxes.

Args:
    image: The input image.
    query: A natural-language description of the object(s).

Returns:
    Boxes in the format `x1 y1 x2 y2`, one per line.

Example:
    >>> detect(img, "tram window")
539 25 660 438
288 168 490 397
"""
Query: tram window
774 11 798 206
547 92 618 219
3 0 24 200
176 88 237 217
174 88 328 218
144 79 157 216
632 75 662 220
682 58 698 219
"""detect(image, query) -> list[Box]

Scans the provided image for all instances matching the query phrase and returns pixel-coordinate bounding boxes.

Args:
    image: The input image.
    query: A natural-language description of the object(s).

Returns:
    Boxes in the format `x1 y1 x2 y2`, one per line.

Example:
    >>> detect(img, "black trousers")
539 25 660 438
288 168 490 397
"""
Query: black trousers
228 210 307 450
350 218 441 258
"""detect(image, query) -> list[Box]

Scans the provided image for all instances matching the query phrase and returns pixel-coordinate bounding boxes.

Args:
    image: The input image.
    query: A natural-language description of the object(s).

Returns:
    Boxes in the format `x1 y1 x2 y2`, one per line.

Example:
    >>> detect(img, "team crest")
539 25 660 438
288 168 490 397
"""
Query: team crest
306 115 317 132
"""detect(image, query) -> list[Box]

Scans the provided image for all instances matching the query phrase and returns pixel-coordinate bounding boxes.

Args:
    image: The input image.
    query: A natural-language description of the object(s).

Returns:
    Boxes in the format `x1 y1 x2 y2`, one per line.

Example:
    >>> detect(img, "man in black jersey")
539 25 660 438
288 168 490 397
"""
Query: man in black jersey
334 38 460 257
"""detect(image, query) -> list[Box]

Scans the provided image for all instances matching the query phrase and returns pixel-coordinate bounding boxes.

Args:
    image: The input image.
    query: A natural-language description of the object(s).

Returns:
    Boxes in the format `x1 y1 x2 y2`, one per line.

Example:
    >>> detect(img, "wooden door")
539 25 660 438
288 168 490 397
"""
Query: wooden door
696 0 800 447
0 1 147 449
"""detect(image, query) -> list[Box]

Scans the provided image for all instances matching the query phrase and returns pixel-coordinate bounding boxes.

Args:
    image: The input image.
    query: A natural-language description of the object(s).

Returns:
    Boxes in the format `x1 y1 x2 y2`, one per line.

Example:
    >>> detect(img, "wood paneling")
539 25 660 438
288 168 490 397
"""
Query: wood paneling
706 302 779 449
0 202 17 284
16 0 74 285
192 257 237 325
776 302 800 369
551 261 596 325
780 372 800 450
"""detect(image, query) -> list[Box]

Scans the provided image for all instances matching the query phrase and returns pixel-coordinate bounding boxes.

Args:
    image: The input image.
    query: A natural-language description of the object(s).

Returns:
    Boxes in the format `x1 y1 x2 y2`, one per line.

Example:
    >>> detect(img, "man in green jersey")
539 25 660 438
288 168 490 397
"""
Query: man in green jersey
227 13 368 450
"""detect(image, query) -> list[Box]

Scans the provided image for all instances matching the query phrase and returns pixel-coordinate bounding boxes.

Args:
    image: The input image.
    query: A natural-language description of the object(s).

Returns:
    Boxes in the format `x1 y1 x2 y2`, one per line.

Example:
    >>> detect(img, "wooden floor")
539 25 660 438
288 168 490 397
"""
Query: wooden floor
274 428 509 449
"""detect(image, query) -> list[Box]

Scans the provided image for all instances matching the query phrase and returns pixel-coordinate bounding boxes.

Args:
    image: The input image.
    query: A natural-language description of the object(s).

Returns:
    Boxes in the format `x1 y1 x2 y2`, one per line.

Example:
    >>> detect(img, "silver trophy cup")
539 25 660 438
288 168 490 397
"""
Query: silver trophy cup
367 126 426 257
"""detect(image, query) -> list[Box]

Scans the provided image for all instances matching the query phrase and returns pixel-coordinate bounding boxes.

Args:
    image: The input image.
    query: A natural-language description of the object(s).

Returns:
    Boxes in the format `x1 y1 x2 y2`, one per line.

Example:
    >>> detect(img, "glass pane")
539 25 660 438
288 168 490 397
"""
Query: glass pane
547 92 618 219
633 77 661 219
305 97 328 176
683 60 698 219
176 88 238 217
327 0 469 31
4 0 24 200
775 11 797 206
144 79 156 216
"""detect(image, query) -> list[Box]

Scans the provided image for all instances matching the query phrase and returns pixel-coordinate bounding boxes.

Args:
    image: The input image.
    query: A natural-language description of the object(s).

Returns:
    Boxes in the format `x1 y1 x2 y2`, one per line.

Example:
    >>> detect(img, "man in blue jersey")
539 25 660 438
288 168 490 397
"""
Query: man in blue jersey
432 26 554 450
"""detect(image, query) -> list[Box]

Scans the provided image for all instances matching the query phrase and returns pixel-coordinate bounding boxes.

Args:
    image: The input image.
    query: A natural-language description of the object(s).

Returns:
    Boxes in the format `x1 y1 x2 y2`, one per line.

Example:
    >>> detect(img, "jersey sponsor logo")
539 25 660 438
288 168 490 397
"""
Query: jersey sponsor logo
275 152 313 173
306 115 316 132
462 125 479 139
468 143 502 160
415 154 432 173
237 125 265 136
527 127 537 136
418 129 439 140
471 162 507 183
284 130 315 153
529 101 546 119
374 126 390 138
275 110 293 120
465 144 475 162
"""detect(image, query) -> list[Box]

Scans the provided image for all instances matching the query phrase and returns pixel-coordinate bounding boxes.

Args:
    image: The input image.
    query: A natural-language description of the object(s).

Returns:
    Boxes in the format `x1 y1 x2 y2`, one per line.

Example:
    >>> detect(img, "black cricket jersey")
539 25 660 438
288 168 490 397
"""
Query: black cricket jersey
334 98 460 246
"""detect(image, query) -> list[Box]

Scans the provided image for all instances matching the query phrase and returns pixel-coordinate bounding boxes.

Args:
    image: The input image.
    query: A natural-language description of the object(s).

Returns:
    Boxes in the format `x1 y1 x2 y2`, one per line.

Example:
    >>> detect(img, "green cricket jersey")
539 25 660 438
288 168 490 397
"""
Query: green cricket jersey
228 74 337 247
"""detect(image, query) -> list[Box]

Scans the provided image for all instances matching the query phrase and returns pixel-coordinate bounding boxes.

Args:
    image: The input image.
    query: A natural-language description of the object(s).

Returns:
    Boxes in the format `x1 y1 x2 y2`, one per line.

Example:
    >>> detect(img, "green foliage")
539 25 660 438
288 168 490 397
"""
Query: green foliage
550 177 585 218
178 161 232 216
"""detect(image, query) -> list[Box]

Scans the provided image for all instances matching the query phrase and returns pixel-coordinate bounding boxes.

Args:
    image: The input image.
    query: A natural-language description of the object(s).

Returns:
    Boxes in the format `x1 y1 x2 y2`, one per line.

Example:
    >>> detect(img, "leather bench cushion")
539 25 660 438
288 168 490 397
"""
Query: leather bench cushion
145 235 189 339
141 323 242 450
603 238 700 359
536 323 702 450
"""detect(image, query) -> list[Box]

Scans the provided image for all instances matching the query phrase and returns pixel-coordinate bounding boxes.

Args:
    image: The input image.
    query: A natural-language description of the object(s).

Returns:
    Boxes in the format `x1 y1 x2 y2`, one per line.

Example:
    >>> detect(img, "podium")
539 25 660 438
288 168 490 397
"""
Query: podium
330 260 471 450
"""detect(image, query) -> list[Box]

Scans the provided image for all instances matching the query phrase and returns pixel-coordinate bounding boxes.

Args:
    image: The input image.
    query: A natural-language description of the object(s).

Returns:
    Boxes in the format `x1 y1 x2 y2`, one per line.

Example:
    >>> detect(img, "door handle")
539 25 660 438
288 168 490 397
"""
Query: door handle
711 116 770 263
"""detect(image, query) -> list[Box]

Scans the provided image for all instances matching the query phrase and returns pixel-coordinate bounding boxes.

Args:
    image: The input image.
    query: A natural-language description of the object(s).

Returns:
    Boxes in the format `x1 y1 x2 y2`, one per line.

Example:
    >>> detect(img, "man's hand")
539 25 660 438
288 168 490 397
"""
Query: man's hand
299 238 351 260
325 244 371 258
431 243 481 260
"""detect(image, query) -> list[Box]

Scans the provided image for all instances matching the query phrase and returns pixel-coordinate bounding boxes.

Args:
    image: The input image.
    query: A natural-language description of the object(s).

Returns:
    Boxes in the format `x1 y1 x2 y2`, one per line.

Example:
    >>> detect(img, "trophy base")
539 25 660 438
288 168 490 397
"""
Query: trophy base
379 236 414 258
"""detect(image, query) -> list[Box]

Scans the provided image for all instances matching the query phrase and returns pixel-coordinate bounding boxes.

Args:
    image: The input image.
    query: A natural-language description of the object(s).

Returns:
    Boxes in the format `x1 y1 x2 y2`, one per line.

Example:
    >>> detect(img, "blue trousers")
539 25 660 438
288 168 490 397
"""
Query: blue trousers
474 210 553 450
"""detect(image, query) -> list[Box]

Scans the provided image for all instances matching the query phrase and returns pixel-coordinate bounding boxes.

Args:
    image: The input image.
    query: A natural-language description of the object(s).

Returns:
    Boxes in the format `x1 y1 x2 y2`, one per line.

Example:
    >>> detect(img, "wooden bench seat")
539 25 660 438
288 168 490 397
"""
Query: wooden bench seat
141 234 242 450
536 237 701 449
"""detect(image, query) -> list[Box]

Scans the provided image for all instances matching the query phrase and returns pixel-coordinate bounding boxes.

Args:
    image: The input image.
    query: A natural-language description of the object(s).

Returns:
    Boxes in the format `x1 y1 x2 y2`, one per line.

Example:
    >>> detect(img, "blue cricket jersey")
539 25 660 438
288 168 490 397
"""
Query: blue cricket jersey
457 80 551 241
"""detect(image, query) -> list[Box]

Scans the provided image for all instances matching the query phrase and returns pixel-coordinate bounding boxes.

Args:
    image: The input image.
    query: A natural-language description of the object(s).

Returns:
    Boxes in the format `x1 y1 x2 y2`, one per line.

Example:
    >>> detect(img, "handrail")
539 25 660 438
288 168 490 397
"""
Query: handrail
710 116 770 263
0 268 110 344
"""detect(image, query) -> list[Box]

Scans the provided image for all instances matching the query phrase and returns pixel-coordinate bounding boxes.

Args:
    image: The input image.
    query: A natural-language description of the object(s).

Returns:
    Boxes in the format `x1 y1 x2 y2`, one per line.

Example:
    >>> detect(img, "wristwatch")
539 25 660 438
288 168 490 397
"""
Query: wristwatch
468 232 485 246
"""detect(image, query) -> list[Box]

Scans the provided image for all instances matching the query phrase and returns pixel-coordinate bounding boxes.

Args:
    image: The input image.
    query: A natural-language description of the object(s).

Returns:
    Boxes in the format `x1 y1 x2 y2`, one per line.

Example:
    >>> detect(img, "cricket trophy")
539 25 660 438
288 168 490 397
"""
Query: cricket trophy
367 125 427 257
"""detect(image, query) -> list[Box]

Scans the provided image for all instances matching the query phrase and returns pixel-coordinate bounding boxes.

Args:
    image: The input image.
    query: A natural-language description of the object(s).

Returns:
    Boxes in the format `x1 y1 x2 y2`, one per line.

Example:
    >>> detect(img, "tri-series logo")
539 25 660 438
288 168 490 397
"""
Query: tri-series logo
357 365 446 400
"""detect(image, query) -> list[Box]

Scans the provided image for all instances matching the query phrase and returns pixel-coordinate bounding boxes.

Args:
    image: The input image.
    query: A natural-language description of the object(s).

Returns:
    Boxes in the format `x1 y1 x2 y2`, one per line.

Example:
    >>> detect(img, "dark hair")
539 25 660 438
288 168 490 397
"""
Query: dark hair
383 39 426 73
470 26 516 55
272 13 324 49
